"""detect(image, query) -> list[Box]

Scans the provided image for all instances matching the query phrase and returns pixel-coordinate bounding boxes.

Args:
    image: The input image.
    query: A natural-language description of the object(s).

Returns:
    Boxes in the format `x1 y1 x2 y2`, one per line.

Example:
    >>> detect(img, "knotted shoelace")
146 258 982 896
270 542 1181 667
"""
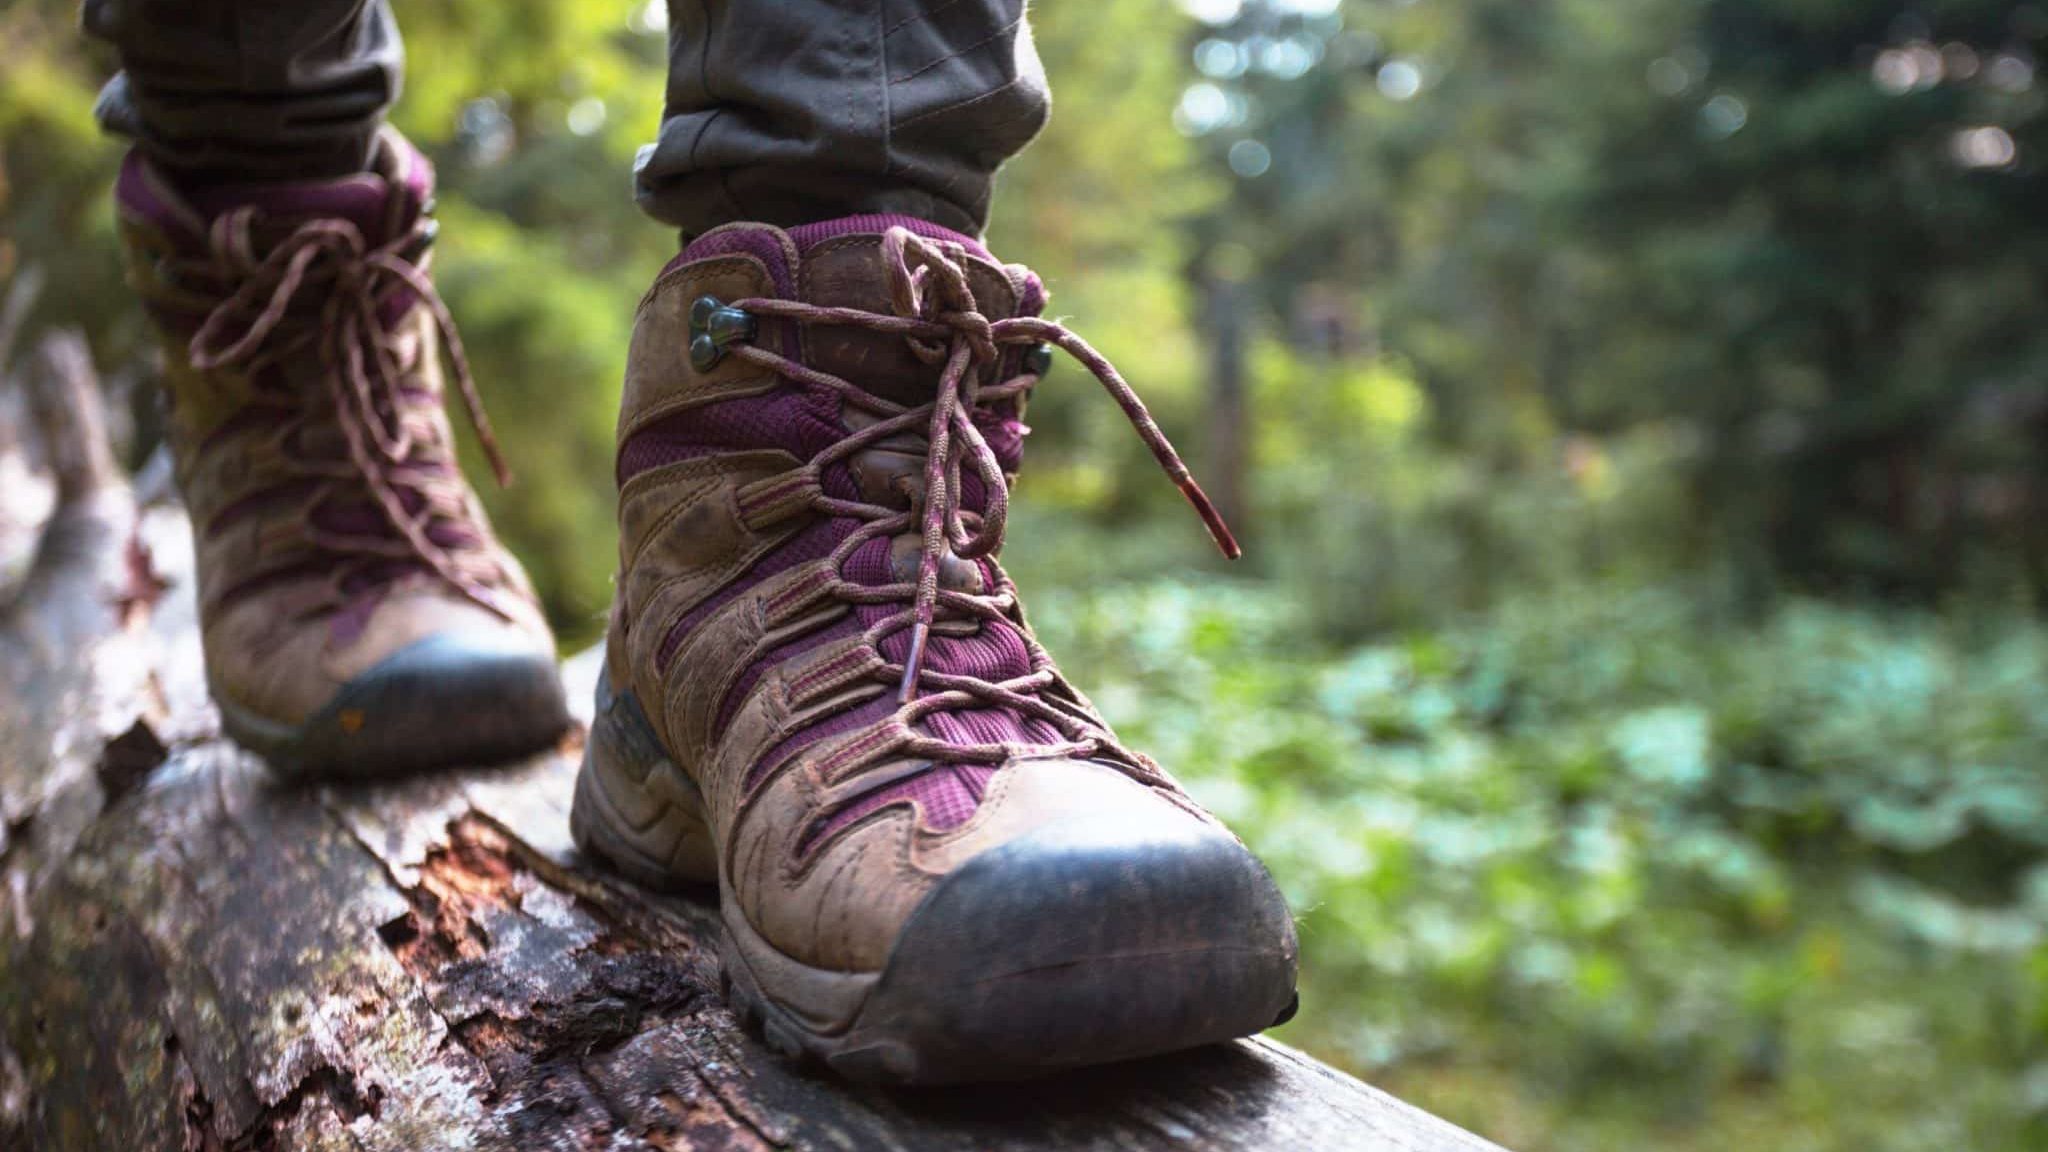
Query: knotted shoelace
167 208 515 620
722 226 1238 787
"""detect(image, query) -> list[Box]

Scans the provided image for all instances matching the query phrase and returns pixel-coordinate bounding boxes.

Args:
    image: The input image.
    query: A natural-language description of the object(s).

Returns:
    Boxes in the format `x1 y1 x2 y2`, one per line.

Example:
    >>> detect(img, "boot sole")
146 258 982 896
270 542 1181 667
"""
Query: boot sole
567 665 720 888
571 671 1300 1085
214 634 572 780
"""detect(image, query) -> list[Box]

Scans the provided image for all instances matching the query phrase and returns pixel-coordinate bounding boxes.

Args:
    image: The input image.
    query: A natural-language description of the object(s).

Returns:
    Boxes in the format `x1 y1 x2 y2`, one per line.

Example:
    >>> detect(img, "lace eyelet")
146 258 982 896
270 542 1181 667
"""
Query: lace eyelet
687 295 757 370
398 218 440 261
1022 342 1054 377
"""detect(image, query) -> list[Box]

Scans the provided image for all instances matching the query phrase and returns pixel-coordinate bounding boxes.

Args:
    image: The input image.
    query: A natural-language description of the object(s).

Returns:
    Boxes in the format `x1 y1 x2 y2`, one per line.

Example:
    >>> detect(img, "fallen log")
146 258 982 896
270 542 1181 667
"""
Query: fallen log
0 345 1507 1151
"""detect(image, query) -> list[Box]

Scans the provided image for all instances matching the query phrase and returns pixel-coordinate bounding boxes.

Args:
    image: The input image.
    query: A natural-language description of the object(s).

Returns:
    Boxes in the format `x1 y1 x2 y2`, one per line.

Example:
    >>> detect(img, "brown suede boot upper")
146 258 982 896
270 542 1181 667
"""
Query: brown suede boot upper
117 129 564 773
580 217 1295 1080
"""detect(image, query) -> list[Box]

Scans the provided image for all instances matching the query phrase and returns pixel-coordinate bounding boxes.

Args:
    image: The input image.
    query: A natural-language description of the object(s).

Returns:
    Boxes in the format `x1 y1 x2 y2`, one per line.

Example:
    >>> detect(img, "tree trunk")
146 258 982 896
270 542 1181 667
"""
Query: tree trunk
1203 276 1249 535
0 343 1506 1152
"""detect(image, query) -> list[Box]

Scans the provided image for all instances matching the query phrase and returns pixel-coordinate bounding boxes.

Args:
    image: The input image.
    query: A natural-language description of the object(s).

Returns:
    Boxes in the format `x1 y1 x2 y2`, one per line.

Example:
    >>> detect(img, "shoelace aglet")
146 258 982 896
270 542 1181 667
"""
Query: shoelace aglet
1178 475 1242 560
897 620 933 705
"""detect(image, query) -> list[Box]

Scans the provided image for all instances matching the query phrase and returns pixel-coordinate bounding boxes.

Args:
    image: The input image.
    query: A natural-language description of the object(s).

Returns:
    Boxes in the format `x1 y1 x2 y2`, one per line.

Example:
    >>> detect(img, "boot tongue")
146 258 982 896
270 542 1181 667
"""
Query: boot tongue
128 130 430 253
183 173 397 242
784 217 1029 410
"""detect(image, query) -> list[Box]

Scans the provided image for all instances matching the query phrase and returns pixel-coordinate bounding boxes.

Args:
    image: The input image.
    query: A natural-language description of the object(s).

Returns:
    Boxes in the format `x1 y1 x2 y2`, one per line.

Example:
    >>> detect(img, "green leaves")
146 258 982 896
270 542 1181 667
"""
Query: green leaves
1017 565 2048 1150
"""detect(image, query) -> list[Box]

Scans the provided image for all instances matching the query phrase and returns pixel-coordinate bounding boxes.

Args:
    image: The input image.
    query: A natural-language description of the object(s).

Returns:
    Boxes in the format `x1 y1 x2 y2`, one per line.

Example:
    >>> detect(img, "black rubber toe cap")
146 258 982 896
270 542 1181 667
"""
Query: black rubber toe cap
848 810 1300 1082
259 632 571 779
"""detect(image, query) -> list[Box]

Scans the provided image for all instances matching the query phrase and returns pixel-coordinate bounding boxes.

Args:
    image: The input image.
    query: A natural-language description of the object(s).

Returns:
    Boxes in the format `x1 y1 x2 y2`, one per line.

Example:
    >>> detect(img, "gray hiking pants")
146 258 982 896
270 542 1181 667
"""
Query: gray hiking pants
81 0 1049 237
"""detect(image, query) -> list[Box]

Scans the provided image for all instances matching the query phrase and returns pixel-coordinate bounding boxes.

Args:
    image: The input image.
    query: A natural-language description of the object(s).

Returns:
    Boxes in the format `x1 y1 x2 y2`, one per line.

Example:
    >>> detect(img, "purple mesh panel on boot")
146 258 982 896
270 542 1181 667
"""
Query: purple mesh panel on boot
308 488 480 552
628 383 872 675
187 173 395 241
614 440 721 478
617 389 845 486
312 504 386 536
180 129 428 247
839 539 1035 683
664 224 798 295
715 536 1045 759
426 522 481 549
926 708 1058 748
796 706 1071 846
118 149 422 327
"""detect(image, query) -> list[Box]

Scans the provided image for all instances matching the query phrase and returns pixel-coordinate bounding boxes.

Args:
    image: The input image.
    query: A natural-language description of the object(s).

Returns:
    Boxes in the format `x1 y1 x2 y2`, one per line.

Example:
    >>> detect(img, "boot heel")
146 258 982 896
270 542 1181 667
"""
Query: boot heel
570 666 718 889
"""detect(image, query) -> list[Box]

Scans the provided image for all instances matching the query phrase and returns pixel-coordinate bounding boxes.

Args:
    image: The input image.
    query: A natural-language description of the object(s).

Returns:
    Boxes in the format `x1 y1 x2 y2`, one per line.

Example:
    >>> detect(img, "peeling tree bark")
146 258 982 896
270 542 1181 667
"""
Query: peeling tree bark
0 348 1508 1152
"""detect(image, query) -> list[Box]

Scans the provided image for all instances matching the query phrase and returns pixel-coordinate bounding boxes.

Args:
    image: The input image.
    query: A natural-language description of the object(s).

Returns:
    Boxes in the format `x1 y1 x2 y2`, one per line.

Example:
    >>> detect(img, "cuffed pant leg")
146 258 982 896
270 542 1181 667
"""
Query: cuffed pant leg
82 0 402 182
636 0 1050 239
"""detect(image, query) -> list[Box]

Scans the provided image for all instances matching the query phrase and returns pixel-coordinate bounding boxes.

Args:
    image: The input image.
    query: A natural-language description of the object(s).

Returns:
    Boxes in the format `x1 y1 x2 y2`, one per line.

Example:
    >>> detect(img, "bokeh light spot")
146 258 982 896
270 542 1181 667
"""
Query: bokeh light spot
1378 59 1423 101
1701 93 1747 138
632 0 667 35
1228 138 1273 178
1180 0 1244 27
1195 38 1247 79
1647 56 1693 97
1986 53 2036 93
566 96 607 136
1175 82 1233 136
1951 125 2018 169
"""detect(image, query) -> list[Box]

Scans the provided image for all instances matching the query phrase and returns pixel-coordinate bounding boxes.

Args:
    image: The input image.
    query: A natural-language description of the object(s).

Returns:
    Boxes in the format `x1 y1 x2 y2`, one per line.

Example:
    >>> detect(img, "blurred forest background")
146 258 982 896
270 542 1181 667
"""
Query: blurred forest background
6 0 2048 1148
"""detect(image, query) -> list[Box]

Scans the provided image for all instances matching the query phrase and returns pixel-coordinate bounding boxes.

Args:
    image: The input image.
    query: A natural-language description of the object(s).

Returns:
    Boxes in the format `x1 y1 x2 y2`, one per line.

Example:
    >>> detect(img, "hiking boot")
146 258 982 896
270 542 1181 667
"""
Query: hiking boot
116 127 569 778
572 216 1298 1083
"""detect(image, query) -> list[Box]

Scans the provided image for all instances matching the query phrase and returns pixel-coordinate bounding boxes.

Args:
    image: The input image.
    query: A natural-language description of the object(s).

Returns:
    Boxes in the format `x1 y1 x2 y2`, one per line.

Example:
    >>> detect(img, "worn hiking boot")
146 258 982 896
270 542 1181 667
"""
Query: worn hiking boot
116 128 569 777
572 216 1298 1082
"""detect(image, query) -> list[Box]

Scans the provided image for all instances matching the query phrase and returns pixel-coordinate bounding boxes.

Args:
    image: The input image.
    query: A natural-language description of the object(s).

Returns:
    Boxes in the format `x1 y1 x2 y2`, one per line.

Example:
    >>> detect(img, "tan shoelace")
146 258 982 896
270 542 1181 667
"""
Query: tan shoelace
719 226 1237 795
171 209 515 619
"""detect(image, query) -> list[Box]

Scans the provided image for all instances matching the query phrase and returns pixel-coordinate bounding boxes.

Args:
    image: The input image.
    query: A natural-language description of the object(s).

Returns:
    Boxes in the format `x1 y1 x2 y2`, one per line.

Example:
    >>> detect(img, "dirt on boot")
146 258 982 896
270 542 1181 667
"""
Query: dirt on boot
574 216 1297 1083
118 128 568 777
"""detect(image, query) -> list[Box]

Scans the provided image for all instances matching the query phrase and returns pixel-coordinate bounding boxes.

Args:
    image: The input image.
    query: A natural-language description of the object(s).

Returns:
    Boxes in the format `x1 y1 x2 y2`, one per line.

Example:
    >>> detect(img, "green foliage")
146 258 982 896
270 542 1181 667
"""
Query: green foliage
1018 563 2048 1151
9 1 2048 1148
1243 341 1704 637
431 199 629 643
0 7 131 360
1202 0 2048 592
984 0 1223 525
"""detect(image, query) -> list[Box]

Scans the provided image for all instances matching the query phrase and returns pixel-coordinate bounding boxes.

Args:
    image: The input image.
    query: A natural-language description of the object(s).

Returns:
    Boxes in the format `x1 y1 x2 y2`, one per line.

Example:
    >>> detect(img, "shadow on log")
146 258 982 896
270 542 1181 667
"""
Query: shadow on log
0 341 1508 1151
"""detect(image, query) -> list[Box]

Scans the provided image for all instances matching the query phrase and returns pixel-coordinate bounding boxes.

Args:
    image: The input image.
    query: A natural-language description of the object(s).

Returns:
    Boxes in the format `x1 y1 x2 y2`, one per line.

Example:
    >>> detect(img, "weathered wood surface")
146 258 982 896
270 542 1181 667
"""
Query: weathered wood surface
0 351 1507 1152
